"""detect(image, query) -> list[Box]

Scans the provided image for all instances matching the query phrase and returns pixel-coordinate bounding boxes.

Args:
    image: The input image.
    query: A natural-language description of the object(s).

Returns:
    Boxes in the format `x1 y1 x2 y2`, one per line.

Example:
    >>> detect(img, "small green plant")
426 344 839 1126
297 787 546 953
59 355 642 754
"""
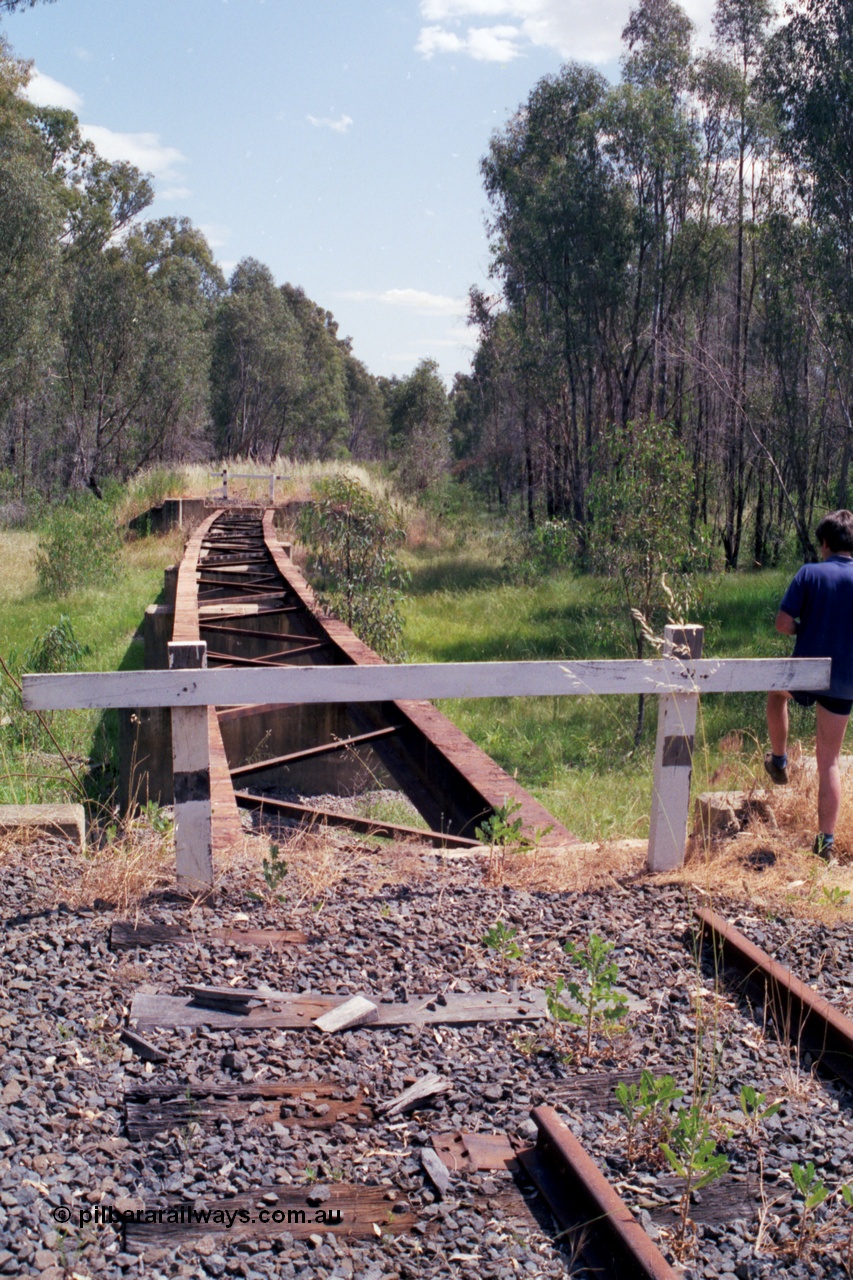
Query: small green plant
546 933 629 1055
840 1183 853 1271
483 919 523 971
661 1102 730 1248
379 901 392 919
509 1031 539 1057
1 615 90 750
821 885 851 908
615 1070 683 1162
475 798 530 849
247 841 288 902
791 1161 829 1258
738 1084 781 1137
140 800 173 837
263 842 288 898
476 797 549 885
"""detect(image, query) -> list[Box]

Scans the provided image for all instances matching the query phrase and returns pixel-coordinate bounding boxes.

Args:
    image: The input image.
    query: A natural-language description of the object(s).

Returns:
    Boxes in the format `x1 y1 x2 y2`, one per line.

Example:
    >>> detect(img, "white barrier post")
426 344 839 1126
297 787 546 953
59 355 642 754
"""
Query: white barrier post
168 640 213 887
222 467 228 502
647 624 704 872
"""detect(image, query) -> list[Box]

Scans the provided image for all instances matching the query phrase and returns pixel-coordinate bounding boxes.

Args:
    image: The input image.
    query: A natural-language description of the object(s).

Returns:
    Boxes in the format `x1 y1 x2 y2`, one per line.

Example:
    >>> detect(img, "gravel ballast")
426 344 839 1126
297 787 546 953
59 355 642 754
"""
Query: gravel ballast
2 832 853 1279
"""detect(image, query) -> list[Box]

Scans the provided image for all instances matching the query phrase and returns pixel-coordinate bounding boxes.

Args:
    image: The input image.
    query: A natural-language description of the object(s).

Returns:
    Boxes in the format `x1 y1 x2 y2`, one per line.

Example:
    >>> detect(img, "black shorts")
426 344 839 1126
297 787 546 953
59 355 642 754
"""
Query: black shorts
791 691 853 716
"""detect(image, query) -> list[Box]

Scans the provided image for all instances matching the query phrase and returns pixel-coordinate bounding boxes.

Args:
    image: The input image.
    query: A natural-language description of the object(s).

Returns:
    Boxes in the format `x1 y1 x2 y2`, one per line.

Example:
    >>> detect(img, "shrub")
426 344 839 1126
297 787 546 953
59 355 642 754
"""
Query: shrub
35 497 123 595
299 475 408 660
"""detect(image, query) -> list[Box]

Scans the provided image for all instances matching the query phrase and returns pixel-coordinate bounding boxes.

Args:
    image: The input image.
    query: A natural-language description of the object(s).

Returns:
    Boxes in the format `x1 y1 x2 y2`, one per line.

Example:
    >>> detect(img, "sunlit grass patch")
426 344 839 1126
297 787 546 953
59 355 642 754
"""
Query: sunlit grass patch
403 552 821 844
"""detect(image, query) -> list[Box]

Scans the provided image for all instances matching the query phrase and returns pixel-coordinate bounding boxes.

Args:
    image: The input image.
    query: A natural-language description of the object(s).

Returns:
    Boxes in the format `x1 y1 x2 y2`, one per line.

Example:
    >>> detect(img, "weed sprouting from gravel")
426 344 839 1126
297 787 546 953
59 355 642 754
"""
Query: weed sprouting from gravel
482 919 523 976
662 1101 731 1249
546 932 629 1055
615 1069 682 1162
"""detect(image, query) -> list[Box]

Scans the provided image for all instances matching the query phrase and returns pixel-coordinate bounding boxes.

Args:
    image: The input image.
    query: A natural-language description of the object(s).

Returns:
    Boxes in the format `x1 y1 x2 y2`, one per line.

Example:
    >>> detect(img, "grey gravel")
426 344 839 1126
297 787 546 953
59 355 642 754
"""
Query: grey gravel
2 834 853 1278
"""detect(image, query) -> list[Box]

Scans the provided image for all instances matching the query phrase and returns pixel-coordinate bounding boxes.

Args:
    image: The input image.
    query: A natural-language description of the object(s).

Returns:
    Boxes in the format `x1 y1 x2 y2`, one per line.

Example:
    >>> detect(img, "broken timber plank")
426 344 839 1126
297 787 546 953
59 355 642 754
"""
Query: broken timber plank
119 1028 166 1064
124 1184 414 1251
123 1081 373 1141
186 985 255 1011
130 989 547 1032
109 922 308 950
314 996 378 1032
0 803 86 850
379 1074 449 1116
421 1149 451 1196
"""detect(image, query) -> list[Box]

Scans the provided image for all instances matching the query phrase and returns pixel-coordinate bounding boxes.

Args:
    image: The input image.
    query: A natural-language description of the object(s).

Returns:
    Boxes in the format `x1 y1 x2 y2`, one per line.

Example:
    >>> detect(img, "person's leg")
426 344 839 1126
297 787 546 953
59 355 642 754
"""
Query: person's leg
815 703 850 836
767 691 791 758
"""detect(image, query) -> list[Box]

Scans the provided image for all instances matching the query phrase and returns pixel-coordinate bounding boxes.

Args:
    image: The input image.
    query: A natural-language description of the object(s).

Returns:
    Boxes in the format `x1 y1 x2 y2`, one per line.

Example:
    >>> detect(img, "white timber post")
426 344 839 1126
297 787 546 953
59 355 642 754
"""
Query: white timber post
269 473 275 504
221 467 228 502
647 623 704 872
168 640 214 887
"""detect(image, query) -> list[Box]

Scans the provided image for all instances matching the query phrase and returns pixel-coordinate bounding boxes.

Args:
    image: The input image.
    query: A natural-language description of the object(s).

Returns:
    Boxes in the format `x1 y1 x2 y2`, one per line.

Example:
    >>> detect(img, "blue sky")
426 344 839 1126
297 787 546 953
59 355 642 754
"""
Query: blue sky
3 0 715 384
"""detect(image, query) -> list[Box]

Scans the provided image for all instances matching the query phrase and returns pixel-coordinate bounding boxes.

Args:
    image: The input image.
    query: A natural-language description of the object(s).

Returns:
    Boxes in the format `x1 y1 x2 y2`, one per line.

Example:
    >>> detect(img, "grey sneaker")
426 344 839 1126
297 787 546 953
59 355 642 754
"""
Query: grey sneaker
763 752 789 785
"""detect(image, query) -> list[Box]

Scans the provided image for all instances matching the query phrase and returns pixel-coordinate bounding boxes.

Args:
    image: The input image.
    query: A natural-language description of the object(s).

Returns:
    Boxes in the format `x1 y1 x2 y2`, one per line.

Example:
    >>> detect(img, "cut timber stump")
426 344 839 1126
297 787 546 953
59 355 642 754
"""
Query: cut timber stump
0 803 85 850
693 790 774 841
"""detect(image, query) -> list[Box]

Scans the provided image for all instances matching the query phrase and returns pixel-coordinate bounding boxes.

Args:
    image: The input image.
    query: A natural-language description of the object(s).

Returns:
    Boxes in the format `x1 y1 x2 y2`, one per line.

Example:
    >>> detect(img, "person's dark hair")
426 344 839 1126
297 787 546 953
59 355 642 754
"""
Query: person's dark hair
816 509 853 553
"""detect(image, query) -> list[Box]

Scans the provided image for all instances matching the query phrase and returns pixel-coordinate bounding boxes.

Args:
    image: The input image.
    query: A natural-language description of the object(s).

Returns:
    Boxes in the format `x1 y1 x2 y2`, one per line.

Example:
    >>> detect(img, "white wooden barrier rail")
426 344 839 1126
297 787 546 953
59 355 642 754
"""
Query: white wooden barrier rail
20 656 830 711
21 642 831 886
208 467 285 503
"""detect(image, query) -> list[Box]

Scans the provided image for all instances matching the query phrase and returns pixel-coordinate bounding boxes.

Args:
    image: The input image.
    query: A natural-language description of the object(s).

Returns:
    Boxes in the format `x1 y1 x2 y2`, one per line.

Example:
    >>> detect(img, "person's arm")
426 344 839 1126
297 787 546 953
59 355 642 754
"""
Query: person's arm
775 610 797 636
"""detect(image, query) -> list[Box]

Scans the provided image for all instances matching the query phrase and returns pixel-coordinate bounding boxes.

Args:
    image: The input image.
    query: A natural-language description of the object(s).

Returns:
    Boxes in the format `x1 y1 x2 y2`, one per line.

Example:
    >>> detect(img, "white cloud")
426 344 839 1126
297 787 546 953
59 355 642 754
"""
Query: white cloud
422 0 521 15
417 0 716 66
306 113 353 134
158 186 192 202
417 22 522 60
341 288 463 316
22 68 83 112
79 124 186 181
199 222 231 250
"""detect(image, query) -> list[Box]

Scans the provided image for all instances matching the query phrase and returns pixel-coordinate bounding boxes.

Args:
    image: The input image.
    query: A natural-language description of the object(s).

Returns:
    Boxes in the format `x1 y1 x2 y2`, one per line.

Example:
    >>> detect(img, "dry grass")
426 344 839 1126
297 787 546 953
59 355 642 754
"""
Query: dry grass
231 824 435 905
0 531 38 600
178 458 405 507
67 819 176 915
498 838 648 893
124 526 185 571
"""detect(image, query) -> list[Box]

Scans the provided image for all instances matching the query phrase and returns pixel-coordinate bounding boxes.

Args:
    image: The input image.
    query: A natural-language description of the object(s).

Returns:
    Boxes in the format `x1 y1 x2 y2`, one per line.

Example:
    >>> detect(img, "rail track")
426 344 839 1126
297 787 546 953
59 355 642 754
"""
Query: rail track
6 506 853 1278
124 508 573 855
6 834 853 1279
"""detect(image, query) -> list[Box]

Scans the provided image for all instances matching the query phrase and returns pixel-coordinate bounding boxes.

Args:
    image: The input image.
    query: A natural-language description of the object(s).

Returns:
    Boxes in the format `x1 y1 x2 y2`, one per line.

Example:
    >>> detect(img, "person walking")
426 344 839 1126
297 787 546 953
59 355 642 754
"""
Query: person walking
765 509 853 860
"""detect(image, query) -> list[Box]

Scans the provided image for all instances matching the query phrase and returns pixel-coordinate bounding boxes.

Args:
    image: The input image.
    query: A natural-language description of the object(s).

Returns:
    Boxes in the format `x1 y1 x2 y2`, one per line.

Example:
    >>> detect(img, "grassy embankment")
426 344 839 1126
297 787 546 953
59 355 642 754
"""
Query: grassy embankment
401 547 809 843
0 527 182 806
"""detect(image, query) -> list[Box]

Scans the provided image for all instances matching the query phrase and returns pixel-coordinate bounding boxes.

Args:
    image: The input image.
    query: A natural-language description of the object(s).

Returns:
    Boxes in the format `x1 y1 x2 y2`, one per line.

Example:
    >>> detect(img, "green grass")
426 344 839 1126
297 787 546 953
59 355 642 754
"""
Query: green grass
401 547 805 841
0 528 182 805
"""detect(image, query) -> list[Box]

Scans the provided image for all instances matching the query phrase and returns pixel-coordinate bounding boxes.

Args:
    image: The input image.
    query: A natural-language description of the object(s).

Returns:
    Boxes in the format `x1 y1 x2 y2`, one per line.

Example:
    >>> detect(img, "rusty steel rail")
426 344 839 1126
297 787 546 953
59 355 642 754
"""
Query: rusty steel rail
695 907 853 1086
520 1106 679 1280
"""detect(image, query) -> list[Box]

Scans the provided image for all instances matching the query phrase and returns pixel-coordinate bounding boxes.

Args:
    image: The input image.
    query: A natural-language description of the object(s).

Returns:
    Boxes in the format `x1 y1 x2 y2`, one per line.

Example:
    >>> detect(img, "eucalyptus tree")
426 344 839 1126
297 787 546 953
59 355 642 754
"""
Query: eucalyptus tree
280 284 348 458
0 0 55 11
766 0 853 510
480 61 630 524
0 44 62 414
691 0 775 565
387 358 451 494
211 259 305 460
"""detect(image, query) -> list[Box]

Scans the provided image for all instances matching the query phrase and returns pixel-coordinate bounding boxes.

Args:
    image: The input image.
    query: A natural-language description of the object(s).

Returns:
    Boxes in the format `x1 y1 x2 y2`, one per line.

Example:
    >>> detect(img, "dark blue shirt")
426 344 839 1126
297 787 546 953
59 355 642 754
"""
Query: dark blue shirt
780 555 853 696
